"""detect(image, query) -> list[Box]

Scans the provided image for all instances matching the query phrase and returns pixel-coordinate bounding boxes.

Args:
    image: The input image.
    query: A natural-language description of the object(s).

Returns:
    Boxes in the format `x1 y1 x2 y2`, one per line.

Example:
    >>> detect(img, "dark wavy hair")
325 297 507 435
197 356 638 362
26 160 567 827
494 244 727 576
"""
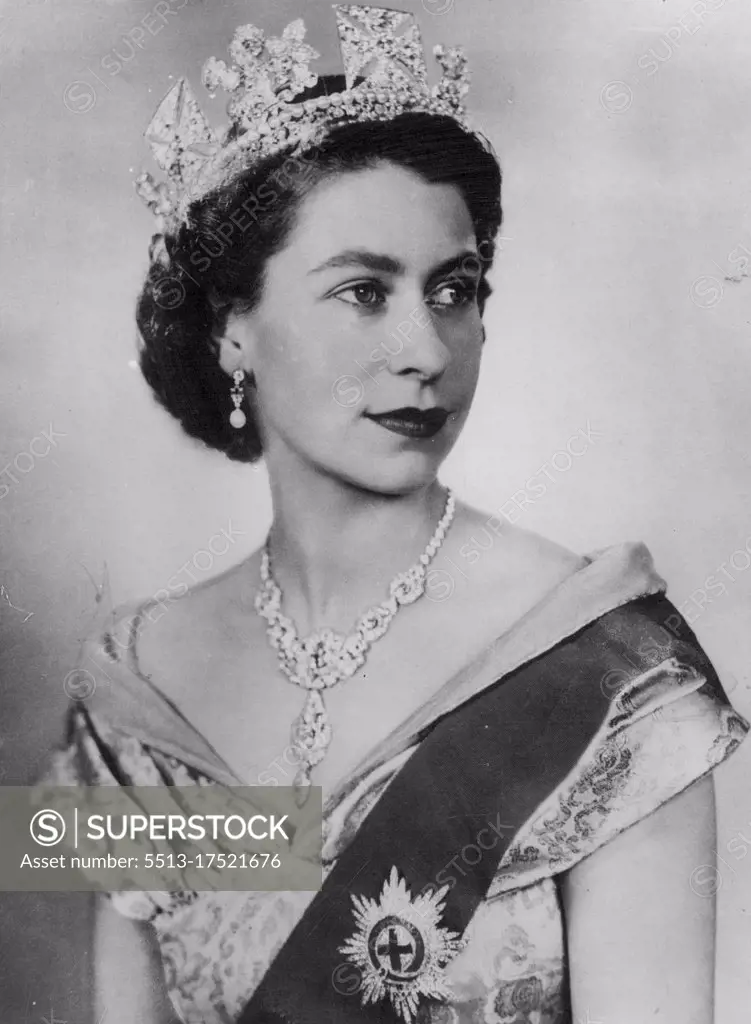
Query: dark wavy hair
136 76 503 462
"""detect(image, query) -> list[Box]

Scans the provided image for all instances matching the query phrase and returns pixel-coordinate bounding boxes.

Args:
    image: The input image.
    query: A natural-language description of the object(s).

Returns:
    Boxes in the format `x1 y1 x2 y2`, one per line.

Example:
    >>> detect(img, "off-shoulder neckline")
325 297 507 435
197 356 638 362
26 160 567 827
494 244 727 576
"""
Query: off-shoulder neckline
82 541 667 814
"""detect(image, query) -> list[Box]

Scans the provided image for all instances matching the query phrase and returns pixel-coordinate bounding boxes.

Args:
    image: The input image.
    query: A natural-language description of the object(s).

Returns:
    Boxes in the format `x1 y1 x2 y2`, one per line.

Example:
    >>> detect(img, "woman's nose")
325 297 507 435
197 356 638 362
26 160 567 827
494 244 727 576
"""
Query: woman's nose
382 302 451 381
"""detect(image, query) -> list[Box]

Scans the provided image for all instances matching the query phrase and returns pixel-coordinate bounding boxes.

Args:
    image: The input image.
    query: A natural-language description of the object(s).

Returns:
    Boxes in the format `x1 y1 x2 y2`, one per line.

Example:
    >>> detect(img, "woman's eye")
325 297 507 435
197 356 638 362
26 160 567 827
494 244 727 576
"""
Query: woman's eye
428 279 479 309
332 282 387 309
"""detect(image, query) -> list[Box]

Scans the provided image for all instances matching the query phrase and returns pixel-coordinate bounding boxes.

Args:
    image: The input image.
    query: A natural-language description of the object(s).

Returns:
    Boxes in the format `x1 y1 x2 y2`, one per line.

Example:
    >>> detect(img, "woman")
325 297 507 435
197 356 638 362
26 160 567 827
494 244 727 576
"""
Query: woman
45 6 748 1024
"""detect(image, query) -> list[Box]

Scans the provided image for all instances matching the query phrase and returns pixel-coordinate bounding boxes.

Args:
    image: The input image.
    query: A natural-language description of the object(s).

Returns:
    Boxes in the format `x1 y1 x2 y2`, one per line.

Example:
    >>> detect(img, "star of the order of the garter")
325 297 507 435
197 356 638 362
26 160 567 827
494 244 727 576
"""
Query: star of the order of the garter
338 866 466 1023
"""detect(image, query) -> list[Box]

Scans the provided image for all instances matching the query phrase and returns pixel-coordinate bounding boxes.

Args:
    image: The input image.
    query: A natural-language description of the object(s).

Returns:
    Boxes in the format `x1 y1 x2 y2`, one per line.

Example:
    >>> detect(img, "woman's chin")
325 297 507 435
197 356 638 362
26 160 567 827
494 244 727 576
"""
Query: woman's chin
335 453 445 496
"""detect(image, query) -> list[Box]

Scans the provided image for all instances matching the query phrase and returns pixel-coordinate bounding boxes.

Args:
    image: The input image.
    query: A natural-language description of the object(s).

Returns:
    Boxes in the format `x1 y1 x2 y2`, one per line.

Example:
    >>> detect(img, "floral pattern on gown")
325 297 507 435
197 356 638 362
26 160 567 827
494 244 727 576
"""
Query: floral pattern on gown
46 652 748 1024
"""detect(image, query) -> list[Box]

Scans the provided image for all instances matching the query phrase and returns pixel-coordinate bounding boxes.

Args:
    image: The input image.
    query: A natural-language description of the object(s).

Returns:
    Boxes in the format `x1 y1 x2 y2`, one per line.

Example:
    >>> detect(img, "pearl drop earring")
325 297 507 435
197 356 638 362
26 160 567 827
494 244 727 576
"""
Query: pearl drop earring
229 369 247 429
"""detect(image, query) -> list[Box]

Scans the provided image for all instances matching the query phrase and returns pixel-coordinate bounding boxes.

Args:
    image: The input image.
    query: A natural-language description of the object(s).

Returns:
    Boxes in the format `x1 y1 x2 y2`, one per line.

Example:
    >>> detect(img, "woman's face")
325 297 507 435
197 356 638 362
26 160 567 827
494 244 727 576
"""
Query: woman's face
235 161 486 494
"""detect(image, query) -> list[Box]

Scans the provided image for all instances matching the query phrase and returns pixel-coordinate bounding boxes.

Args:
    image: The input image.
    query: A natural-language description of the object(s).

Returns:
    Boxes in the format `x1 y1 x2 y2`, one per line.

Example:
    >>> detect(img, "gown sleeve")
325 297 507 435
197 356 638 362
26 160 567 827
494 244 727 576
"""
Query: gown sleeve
491 642 749 894
40 630 185 924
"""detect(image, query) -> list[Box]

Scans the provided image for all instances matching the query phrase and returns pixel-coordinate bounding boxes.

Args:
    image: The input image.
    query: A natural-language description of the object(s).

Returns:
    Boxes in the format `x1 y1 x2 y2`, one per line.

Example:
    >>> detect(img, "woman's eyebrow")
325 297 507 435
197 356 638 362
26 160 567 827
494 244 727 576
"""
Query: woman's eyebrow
427 250 482 284
307 250 406 275
307 248 481 279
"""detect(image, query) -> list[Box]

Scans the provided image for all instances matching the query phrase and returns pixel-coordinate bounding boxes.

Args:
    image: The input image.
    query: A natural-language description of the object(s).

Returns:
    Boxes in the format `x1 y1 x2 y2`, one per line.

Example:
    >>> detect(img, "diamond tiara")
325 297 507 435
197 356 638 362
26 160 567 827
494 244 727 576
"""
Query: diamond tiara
134 4 472 238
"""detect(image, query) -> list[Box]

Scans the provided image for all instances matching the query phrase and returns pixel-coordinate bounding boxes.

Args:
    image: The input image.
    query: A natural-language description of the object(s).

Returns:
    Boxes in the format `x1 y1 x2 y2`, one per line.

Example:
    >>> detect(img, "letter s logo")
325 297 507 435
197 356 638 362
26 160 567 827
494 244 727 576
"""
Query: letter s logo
30 810 66 846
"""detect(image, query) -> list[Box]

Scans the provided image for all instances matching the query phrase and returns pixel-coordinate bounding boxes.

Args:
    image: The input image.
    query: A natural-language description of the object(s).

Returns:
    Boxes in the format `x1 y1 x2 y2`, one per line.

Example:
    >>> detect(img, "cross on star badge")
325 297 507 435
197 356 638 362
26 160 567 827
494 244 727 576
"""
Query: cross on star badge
338 866 466 1023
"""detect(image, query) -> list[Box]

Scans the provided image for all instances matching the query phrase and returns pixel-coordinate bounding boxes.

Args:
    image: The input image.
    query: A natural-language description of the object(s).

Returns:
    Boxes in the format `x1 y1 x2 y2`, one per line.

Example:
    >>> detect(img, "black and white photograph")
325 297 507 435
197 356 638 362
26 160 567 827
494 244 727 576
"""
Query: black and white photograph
1 0 750 1021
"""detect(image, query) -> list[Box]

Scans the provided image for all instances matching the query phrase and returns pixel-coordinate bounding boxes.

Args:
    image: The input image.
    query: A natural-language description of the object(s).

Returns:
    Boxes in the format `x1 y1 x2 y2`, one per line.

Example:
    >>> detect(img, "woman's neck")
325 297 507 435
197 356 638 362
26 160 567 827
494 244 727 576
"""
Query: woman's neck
264 460 450 635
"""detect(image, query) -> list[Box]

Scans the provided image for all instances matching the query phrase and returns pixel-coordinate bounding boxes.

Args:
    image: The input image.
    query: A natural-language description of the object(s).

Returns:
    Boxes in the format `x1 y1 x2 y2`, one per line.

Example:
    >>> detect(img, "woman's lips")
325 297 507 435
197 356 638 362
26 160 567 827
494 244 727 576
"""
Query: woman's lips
365 407 450 439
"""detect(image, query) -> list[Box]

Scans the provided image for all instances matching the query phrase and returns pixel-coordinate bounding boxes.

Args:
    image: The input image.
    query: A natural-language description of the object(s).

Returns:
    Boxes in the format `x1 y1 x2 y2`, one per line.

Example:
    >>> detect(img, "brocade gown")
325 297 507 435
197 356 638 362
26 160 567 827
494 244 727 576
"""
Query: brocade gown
44 541 748 1024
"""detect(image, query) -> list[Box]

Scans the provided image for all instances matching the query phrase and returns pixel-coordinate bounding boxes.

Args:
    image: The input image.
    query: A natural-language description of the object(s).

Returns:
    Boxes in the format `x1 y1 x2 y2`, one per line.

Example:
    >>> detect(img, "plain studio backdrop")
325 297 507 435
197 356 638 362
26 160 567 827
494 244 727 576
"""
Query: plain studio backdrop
1 0 750 1019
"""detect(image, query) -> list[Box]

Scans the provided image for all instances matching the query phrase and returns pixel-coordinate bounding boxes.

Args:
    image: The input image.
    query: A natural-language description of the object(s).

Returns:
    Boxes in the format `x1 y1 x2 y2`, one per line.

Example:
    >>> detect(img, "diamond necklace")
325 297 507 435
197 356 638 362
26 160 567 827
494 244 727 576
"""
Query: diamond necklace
254 489 456 806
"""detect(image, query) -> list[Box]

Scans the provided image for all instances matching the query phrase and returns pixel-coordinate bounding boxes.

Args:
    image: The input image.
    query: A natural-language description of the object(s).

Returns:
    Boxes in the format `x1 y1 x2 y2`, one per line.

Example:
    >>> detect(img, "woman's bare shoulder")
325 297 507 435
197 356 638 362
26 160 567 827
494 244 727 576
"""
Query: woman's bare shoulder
455 502 586 588
416 501 587 646
128 549 263 690
502 523 586 577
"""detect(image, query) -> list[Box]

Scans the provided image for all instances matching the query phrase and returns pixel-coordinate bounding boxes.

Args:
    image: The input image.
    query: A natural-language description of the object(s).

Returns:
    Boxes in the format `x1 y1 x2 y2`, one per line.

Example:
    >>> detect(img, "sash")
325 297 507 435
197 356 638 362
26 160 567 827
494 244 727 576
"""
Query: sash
238 592 725 1024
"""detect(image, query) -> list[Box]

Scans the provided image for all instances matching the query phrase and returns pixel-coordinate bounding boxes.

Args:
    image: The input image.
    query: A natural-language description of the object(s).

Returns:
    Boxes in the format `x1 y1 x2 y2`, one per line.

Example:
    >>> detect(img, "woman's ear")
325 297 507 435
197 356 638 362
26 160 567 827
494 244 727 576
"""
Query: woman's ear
215 309 257 377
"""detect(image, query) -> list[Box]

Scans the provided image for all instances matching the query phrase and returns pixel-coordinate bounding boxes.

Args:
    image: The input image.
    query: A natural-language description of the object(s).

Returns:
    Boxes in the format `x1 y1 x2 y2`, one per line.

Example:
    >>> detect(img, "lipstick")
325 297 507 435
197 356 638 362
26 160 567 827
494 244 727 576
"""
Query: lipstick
365 407 450 439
